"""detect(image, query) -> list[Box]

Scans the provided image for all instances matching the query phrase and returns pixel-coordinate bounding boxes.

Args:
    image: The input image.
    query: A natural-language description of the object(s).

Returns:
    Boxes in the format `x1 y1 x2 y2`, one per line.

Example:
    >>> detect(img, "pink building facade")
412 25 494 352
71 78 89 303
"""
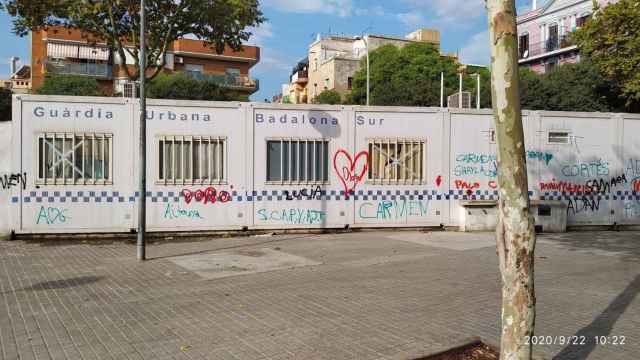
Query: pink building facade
517 0 616 74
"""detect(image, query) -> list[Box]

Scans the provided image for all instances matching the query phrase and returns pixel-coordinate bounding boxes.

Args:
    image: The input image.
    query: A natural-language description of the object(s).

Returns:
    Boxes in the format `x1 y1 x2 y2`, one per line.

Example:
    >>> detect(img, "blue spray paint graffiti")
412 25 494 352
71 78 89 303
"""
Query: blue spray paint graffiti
164 203 204 220
358 199 429 220
257 208 326 225
526 151 553 165
623 201 640 219
626 159 640 177
454 153 497 178
561 159 609 178
36 206 69 225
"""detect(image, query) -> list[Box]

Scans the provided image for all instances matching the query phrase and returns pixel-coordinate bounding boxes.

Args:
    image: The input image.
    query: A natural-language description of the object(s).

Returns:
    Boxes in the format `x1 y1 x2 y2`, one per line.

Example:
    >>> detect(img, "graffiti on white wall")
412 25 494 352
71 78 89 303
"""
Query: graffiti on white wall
164 203 204 220
36 206 69 225
358 199 429 220
257 208 326 225
454 153 497 178
333 149 369 194
1 172 27 191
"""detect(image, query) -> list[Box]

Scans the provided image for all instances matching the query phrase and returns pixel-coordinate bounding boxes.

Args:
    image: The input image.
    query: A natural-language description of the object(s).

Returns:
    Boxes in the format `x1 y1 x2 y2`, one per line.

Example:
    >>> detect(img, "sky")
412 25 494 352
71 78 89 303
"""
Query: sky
0 0 536 101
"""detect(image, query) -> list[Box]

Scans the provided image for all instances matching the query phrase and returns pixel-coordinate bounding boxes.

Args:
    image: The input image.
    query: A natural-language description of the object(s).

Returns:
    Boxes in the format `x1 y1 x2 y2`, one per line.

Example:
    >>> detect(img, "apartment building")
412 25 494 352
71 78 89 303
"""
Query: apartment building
31 26 260 96
289 29 442 104
517 0 617 74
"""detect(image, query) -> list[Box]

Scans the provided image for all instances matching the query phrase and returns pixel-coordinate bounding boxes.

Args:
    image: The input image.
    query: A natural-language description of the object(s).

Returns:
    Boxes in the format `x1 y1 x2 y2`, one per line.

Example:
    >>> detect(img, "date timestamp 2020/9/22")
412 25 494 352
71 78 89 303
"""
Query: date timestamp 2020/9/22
525 335 626 346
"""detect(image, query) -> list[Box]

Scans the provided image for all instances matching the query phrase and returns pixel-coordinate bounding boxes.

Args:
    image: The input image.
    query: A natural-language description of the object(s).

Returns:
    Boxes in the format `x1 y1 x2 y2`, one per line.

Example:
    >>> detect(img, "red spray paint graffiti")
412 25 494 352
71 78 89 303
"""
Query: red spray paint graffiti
455 180 480 196
333 149 369 194
182 186 232 205
633 177 640 193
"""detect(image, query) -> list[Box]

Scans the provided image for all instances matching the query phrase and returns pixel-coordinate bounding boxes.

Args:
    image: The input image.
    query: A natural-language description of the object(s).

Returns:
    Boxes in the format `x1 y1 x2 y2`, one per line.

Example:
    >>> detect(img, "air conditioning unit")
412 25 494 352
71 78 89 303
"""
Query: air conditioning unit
175 56 184 64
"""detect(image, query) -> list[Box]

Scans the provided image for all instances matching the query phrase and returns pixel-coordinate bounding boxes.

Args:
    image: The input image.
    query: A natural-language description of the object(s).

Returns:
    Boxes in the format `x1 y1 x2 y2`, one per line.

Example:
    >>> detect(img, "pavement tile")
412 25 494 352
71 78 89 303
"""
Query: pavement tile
0 231 638 359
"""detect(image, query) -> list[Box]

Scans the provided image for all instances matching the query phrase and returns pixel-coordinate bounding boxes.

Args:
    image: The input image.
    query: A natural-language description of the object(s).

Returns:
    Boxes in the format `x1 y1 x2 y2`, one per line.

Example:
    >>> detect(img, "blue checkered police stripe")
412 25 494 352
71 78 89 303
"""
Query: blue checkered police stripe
13 190 636 203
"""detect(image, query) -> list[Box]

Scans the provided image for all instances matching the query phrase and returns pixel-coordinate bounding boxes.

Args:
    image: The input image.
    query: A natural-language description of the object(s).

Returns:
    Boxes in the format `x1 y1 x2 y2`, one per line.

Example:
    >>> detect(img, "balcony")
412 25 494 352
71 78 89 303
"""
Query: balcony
186 71 259 93
45 59 112 79
291 70 308 84
519 35 575 61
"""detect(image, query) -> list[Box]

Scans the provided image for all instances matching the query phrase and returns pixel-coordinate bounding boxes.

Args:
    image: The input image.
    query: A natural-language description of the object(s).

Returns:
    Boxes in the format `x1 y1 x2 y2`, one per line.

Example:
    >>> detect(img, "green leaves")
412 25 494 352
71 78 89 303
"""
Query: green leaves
345 42 492 108
2 0 264 81
146 72 242 101
35 75 110 96
519 61 628 112
573 0 640 109
313 89 342 105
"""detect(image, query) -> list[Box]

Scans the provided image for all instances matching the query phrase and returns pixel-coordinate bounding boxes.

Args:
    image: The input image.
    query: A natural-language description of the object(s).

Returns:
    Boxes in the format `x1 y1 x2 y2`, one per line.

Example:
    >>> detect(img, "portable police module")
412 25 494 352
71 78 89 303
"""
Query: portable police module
1 95 639 236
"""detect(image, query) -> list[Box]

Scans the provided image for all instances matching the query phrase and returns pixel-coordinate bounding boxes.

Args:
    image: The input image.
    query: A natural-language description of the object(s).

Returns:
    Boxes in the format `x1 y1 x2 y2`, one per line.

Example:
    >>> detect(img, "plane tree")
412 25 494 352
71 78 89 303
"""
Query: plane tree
486 0 537 359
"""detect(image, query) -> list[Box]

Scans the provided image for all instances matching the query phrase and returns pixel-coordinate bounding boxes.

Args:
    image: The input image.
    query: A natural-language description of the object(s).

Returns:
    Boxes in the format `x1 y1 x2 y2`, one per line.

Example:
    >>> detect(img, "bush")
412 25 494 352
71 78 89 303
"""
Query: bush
313 89 342 105
36 75 109 96
0 88 11 121
519 61 627 112
345 42 492 108
147 72 239 101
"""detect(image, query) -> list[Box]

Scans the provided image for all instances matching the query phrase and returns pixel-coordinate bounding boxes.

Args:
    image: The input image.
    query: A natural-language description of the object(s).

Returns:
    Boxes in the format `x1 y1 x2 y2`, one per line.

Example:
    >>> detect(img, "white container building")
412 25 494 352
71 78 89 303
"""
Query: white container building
1 95 639 236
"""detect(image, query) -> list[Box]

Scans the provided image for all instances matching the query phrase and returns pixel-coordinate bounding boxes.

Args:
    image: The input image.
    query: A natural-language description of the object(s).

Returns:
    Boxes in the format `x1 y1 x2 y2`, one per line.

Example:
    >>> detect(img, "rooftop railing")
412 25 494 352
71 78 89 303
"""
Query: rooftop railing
519 35 574 60
45 60 112 78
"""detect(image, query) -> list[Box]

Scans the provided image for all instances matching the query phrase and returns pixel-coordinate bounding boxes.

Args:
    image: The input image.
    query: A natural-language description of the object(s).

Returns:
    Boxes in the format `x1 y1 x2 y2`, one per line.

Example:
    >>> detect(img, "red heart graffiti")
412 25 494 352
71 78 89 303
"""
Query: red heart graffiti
333 149 369 194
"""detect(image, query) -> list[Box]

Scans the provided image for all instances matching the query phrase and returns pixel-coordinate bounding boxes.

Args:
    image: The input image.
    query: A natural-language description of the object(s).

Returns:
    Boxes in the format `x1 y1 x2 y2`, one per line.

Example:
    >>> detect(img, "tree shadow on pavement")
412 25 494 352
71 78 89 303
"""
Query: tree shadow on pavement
539 231 640 262
23 275 103 291
553 274 640 359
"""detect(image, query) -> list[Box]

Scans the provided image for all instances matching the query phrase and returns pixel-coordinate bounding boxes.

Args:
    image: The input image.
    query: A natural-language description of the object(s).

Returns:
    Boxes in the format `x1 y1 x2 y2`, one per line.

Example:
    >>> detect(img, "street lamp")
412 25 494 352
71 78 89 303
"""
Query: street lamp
354 36 370 106
137 0 147 261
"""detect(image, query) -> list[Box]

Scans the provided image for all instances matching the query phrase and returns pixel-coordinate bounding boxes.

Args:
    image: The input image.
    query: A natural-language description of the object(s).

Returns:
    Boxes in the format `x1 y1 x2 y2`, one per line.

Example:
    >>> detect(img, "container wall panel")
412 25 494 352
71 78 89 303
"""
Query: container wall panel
353 109 444 227
17 97 134 233
8 95 640 234
143 102 248 231
251 106 350 229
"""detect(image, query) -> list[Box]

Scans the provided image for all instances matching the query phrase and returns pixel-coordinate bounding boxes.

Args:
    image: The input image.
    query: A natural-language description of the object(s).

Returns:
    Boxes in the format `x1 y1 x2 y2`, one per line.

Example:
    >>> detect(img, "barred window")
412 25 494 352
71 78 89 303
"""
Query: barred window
37 133 112 185
266 139 329 183
367 138 425 184
158 136 226 185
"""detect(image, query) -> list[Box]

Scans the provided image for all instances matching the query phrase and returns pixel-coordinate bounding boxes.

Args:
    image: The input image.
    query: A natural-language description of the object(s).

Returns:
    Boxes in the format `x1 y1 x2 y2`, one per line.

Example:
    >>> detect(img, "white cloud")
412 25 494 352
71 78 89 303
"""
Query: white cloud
397 12 427 28
261 0 353 17
402 0 486 25
253 47 291 73
245 22 274 46
459 30 490 65
354 5 385 17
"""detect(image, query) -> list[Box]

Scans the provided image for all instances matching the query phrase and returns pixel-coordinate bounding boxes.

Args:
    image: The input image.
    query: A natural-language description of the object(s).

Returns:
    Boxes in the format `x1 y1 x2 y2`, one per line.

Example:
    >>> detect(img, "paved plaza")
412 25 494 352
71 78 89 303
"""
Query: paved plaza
0 230 638 360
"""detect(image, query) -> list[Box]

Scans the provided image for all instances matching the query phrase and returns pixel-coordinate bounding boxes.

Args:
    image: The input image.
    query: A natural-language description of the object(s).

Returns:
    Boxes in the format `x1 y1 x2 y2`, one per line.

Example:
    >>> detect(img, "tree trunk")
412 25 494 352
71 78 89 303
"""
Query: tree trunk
486 1 537 359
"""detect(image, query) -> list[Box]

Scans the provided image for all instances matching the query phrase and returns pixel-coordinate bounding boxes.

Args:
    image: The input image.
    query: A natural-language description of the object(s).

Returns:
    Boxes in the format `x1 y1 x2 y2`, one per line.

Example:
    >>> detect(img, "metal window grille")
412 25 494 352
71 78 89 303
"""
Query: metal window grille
37 133 113 185
447 92 472 109
158 136 227 185
367 138 425 184
548 131 570 144
266 139 329 184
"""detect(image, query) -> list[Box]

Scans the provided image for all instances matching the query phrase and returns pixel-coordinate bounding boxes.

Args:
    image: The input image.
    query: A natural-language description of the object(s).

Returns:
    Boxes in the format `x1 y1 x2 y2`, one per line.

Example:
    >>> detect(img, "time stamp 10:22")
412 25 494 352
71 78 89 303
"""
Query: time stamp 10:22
525 335 626 346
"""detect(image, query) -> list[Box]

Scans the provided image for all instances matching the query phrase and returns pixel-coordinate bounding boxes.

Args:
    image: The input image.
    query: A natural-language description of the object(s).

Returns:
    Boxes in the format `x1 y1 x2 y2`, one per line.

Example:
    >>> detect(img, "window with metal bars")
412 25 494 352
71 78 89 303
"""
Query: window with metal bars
266 139 329 184
157 136 226 185
548 131 570 145
367 138 425 184
37 133 112 185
